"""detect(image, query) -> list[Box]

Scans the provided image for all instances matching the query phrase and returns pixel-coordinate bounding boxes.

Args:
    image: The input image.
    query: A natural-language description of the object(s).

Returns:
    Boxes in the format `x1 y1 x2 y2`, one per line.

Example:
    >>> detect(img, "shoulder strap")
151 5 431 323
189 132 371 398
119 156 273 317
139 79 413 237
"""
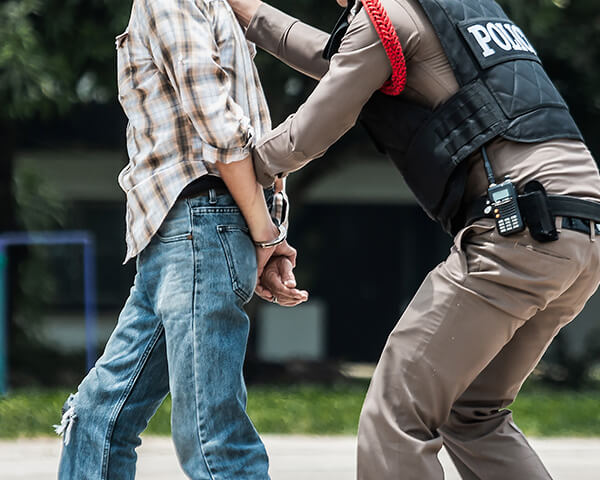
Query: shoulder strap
323 2 355 60
362 0 407 96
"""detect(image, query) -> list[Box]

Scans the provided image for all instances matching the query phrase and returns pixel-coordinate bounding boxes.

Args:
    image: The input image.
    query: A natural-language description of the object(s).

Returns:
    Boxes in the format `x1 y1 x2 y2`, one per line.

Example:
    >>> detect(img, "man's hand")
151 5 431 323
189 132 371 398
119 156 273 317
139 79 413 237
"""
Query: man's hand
256 256 309 307
227 0 263 28
255 239 296 280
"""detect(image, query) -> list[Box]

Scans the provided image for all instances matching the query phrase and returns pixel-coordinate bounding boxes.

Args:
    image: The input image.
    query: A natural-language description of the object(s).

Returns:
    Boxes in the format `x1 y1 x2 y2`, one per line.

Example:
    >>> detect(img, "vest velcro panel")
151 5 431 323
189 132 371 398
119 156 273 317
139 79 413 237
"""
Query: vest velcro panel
401 81 506 216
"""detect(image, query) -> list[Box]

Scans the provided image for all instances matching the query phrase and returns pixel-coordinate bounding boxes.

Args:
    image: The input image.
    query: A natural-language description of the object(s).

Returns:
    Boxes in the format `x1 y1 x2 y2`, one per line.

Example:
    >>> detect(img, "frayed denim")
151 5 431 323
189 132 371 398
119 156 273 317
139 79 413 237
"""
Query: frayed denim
57 192 269 479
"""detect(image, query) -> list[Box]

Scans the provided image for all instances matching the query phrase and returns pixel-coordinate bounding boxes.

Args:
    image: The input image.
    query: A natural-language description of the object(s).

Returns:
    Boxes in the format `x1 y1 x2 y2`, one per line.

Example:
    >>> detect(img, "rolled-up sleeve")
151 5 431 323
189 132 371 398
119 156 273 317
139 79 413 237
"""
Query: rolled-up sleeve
147 0 253 164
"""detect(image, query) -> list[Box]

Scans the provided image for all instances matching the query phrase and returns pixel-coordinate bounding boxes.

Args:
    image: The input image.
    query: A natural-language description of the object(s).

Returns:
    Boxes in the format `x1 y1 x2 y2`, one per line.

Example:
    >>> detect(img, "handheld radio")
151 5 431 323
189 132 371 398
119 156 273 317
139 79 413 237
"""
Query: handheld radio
481 147 525 236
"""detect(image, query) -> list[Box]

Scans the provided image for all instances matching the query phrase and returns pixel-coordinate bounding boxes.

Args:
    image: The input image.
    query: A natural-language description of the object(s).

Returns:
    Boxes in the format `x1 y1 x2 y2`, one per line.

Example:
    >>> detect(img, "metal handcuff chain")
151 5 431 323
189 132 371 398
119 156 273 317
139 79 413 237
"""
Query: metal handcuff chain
253 223 287 249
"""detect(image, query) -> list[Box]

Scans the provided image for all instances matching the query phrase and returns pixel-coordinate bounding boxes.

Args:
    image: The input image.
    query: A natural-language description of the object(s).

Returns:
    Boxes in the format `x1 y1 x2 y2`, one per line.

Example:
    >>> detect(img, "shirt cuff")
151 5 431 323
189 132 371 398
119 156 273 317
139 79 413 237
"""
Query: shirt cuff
270 190 289 226
201 120 255 165
253 153 278 188
246 3 298 54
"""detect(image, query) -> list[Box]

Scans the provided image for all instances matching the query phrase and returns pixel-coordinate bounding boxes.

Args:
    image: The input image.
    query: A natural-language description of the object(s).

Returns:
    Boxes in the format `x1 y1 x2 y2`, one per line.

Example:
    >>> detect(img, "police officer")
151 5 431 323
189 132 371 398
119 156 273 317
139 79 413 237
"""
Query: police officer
231 0 600 478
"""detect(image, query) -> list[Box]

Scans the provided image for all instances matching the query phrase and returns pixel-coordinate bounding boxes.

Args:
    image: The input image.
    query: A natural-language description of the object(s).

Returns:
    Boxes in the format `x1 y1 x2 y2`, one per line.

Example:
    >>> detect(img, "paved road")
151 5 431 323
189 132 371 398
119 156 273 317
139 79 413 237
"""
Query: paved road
2 435 599 479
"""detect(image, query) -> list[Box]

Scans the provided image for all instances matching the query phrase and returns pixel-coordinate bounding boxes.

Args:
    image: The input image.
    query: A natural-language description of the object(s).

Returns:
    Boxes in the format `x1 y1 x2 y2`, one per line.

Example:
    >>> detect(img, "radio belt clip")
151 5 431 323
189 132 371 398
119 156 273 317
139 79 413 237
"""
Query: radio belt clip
519 180 558 242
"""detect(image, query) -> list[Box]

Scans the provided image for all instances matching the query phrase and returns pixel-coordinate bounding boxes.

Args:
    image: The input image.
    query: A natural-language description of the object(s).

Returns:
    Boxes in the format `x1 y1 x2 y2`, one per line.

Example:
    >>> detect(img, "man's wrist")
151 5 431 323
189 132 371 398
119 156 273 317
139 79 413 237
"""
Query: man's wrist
251 221 280 244
254 224 287 249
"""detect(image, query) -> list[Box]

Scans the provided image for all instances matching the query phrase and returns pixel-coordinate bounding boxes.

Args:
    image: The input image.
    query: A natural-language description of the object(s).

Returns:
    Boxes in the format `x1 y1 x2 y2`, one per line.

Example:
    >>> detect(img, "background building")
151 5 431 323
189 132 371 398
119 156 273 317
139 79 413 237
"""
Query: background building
2 0 600 388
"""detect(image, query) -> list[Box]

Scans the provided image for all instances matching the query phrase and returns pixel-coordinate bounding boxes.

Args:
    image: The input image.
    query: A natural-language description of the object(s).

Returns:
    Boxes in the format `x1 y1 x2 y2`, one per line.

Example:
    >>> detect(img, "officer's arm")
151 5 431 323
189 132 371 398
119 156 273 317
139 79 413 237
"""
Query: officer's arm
232 0 331 81
250 7 395 187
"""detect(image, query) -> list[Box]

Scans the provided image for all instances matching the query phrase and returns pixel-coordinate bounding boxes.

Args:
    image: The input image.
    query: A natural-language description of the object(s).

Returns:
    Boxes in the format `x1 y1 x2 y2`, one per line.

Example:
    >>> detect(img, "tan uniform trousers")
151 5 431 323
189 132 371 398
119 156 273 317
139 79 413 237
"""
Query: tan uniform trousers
357 218 600 479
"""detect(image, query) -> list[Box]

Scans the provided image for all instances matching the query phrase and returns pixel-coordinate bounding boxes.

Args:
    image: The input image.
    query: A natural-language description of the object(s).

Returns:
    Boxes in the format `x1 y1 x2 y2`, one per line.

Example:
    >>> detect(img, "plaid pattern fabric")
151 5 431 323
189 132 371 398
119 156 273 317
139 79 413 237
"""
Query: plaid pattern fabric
116 0 272 262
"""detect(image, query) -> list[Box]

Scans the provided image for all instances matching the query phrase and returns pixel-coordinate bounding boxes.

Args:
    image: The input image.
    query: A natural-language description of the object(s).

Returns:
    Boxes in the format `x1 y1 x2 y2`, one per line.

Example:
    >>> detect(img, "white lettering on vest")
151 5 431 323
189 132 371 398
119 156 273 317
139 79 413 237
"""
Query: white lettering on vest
467 24 496 57
467 22 538 58
501 23 525 51
487 23 512 51
512 25 537 55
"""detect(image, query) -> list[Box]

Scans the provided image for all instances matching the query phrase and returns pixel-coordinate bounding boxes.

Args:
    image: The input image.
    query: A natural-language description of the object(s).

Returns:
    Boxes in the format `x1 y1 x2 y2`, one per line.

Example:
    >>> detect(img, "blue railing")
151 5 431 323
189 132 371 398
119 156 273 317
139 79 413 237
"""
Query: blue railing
0 231 98 395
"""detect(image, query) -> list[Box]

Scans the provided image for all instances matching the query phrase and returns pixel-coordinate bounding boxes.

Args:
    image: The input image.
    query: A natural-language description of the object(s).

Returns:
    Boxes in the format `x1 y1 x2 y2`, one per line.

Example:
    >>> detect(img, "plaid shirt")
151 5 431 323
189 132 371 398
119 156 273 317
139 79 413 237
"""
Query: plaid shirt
116 0 272 262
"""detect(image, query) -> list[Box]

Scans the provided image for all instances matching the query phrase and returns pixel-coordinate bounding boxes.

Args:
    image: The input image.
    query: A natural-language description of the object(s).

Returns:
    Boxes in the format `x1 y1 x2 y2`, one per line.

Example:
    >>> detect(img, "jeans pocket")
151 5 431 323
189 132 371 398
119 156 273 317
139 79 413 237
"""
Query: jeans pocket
156 205 192 243
216 225 257 303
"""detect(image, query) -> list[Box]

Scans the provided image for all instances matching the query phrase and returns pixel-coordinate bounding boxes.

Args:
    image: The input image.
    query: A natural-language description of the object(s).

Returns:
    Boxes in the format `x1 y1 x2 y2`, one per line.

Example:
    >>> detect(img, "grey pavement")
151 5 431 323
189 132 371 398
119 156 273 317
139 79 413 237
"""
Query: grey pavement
1 435 599 479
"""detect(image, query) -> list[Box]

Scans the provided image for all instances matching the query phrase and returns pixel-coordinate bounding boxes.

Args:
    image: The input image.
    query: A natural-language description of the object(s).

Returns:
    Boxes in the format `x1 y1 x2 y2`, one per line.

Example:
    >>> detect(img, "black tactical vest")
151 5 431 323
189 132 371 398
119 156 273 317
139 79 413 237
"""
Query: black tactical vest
332 0 584 234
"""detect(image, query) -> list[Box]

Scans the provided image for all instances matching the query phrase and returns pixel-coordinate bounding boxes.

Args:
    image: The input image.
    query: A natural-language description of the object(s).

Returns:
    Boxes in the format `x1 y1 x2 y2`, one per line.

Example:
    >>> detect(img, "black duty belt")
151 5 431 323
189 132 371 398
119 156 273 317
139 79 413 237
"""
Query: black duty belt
464 195 600 236
179 175 228 199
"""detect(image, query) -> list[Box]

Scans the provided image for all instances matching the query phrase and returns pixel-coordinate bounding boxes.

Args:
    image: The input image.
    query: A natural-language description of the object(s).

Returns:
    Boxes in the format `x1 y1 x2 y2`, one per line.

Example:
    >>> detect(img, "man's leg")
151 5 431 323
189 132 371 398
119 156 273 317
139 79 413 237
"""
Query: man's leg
356 222 600 479
58 270 170 480
440 247 600 479
140 195 269 480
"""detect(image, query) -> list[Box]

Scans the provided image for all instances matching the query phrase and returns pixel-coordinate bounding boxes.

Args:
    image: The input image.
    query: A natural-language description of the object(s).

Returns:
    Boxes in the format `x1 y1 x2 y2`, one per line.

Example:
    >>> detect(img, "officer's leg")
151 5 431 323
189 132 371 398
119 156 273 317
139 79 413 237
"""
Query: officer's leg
440 240 600 479
356 222 598 479
58 270 170 480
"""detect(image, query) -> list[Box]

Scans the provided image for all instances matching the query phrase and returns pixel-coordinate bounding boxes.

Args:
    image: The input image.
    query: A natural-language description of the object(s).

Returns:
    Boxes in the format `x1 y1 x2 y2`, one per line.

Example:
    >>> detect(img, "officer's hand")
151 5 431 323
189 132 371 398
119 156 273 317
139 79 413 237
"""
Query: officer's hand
256 256 308 307
227 0 263 27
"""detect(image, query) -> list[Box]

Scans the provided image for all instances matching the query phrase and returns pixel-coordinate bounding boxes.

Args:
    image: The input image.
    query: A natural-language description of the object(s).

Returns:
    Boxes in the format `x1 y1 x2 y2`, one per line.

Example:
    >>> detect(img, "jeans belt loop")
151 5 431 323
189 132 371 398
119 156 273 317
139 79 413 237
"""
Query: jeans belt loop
208 188 218 205
590 221 596 242
555 216 562 233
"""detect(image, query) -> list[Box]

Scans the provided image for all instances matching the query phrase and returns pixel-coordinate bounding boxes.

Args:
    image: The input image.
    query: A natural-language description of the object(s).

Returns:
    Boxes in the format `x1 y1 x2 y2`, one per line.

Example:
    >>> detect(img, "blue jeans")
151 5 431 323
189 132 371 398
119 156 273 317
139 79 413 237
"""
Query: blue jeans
57 190 270 479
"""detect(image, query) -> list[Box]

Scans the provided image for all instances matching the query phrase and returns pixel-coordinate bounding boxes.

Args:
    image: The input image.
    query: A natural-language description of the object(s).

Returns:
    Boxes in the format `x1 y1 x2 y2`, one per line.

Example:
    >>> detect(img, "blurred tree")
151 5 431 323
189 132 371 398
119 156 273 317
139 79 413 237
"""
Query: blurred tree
499 0 600 159
3 0 599 218
0 0 132 386
2 0 599 385
0 0 132 229
253 0 600 201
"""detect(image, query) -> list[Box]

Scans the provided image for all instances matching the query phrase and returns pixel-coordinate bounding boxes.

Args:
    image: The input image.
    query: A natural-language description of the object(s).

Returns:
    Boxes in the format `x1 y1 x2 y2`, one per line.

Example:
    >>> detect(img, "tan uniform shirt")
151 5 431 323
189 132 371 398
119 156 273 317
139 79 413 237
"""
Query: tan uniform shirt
247 0 600 204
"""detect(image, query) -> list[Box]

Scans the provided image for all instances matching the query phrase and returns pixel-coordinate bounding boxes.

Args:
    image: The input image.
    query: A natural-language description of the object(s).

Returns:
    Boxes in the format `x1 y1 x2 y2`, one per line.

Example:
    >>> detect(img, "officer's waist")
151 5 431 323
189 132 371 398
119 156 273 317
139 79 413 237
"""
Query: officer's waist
460 195 600 234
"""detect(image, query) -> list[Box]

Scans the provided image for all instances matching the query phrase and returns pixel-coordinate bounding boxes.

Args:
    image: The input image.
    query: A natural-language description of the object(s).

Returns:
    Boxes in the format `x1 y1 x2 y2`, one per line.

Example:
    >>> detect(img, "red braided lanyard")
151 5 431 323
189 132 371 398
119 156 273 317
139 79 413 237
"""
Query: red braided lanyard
361 0 407 96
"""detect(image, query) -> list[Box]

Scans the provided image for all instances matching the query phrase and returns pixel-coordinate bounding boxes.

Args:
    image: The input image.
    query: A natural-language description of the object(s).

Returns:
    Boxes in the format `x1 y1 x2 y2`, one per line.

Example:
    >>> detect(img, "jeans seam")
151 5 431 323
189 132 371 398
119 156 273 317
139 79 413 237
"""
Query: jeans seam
100 322 164 480
136 252 153 305
191 227 216 480
191 207 240 214
216 225 252 302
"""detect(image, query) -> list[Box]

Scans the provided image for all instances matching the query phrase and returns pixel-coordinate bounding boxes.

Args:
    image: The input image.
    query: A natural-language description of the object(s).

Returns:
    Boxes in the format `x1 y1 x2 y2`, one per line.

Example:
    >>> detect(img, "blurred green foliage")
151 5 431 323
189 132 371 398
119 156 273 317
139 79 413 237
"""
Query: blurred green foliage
0 0 131 120
0 0 598 162
0 0 597 142
11 165 66 357
2 381 599 438
1 0 599 388
0 0 337 122
512 388 600 436
0 0 57 119
499 0 600 155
